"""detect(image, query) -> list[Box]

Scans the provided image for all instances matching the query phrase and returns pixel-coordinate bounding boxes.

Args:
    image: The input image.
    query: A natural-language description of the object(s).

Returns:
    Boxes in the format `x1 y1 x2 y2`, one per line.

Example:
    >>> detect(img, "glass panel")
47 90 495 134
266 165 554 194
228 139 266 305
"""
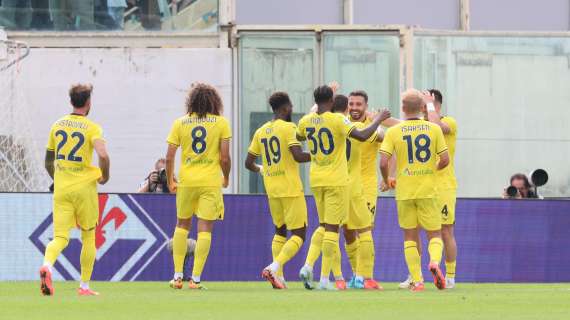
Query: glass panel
0 0 218 31
414 35 570 197
238 32 316 194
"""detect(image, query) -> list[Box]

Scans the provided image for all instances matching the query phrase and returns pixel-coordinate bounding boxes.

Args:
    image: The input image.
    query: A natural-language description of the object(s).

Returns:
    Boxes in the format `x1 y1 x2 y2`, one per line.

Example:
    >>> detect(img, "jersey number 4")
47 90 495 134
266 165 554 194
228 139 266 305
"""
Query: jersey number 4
403 134 431 164
55 130 84 162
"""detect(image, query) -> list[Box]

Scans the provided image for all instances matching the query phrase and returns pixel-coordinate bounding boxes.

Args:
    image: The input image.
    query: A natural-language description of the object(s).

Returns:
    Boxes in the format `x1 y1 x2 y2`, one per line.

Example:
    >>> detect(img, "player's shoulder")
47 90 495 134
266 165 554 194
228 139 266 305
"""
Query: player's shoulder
441 116 457 128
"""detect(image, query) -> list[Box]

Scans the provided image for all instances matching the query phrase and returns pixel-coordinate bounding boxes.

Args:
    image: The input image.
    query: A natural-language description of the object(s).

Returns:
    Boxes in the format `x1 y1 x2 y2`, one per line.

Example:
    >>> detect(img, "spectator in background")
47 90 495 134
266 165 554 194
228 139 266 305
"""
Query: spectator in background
107 0 127 29
502 173 539 199
138 158 176 193
0 0 32 30
49 0 94 30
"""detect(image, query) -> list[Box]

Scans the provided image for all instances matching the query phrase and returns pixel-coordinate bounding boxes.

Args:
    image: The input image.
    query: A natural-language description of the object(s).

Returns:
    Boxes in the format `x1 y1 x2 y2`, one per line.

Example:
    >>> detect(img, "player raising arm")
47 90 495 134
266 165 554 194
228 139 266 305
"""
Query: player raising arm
245 92 311 289
379 89 449 292
298 85 390 290
167 83 231 290
40 84 110 296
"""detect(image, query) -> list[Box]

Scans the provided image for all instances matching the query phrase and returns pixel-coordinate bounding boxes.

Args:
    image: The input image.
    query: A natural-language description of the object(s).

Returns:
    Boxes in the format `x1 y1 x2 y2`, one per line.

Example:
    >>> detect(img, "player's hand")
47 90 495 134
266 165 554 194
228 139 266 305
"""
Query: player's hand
421 90 435 105
168 181 177 193
328 81 340 94
98 176 109 185
149 171 159 183
380 180 390 192
222 176 229 188
388 177 396 189
374 108 391 123
256 165 264 174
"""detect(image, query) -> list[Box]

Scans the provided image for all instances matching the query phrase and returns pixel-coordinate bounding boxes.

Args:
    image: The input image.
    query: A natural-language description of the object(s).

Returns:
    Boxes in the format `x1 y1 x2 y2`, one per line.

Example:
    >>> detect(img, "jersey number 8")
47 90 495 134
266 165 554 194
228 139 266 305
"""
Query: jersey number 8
191 126 207 154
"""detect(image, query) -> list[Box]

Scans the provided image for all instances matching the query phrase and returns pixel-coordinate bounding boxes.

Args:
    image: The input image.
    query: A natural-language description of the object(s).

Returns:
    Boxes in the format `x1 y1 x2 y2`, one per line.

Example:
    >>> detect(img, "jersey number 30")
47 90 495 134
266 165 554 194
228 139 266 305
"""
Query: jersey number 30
403 134 431 163
306 127 334 155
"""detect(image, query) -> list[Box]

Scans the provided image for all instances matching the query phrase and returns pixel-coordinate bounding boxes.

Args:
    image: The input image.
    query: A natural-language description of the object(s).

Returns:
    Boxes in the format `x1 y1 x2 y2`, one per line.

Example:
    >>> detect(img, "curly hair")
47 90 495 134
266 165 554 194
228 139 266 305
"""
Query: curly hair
185 83 223 118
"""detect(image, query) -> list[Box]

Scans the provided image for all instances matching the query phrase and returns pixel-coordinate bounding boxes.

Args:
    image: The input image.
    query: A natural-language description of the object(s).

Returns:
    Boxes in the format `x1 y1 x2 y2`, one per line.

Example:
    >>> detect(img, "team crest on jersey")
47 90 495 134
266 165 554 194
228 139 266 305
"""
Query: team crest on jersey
29 194 168 281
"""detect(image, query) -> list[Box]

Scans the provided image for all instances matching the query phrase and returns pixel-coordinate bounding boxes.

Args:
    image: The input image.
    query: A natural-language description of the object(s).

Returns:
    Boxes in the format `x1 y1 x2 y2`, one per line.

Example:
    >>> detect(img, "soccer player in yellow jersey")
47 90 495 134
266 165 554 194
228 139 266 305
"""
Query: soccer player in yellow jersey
297 85 389 290
330 94 384 290
166 83 231 290
245 91 311 289
425 89 458 289
40 84 110 296
380 89 449 292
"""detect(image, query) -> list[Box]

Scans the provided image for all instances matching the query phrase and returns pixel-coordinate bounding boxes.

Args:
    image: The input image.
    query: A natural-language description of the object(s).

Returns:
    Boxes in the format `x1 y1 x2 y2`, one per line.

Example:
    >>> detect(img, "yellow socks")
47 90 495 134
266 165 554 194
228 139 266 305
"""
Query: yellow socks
192 231 212 282
321 231 339 279
275 235 303 266
332 244 343 280
445 260 456 279
44 233 69 266
404 241 422 283
80 229 96 283
357 231 374 279
428 237 444 265
344 238 359 275
271 235 287 277
172 227 189 276
305 226 325 267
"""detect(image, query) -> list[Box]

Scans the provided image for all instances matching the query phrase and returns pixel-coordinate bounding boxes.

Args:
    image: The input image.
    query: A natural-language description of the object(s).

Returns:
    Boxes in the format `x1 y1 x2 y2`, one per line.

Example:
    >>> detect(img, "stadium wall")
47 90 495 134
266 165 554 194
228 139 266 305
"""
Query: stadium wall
2 193 569 282
11 47 233 193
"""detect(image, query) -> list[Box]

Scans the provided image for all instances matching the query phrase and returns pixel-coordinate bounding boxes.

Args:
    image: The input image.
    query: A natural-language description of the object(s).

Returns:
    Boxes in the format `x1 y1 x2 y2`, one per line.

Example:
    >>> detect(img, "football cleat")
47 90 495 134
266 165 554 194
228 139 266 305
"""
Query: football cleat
398 274 413 289
188 280 206 290
429 262 446 290
335 279 347 290
363 279 383 290
347 277 357 289
277 276 288 289
169 278 183 289
299 265 314 290
262 268 286 289
39 266 54 296
353 276 365 289
409 282 425 292
446 277 455 289
317 282 337 291
78 288 99 296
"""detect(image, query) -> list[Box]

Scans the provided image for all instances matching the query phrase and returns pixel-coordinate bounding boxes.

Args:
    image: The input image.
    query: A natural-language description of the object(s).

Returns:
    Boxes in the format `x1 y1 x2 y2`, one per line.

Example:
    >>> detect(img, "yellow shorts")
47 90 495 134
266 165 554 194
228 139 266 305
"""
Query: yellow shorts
438 190 457 225
363 190 378 222
53 181 99 232
396 198 441 231
176 186 224 221
268 196 308 230
346 194 372 230
312 186 349 225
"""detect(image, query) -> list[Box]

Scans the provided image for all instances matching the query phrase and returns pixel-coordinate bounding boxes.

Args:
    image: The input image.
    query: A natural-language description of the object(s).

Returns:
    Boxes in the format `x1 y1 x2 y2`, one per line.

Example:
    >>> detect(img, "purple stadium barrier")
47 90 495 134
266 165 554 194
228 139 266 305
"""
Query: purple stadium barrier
27 194 570 282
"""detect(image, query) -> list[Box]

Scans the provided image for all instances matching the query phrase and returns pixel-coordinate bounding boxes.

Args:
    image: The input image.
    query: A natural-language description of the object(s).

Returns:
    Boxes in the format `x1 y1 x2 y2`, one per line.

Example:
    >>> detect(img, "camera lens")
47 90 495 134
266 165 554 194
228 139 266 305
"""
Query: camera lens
506 186 518 197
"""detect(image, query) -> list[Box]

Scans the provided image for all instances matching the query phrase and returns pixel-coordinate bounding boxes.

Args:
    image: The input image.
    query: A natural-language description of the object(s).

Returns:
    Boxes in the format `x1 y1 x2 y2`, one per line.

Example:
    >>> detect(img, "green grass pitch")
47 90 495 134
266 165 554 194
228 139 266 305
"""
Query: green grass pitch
2 282 569 320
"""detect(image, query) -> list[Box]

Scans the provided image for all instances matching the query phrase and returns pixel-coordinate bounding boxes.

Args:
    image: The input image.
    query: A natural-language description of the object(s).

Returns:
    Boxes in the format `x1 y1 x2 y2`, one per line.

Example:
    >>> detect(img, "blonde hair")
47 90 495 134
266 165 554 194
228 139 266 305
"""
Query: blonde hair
401 89 423 114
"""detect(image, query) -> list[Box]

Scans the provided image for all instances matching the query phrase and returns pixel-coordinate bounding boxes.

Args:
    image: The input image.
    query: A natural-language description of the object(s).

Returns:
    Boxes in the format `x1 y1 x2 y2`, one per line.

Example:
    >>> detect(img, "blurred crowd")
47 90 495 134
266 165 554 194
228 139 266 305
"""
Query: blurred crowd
0 0 197 31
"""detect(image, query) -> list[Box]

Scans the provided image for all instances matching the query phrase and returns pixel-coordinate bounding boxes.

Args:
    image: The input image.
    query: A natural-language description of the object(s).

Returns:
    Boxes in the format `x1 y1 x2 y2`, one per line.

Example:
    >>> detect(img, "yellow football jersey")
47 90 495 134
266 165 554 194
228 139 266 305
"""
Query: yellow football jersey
46 114 104 192
297 112 356 187
167 113 231 187
357 116 381 192
346 121 377 196
248 119 304 198
380 119 448 200
437 116 458 190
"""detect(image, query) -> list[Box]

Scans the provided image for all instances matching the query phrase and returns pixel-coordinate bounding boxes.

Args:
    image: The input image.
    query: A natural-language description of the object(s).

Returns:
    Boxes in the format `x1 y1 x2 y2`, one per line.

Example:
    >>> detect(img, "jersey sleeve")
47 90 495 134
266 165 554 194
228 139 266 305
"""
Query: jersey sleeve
46 126 55 151
434 125 449 155
247 130 261 156
89 124 104 144
442 117 457 136
166 119 180 146
220 117 232 140
296 117 307 139
287 124 301 147
339 115 357 138
379 128 395 156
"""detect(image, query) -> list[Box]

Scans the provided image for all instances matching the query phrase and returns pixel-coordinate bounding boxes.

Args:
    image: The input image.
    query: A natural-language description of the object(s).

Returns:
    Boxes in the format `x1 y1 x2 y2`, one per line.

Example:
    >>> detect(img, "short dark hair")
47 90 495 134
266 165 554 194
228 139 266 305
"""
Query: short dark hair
429 89 443 104
349 90 368 103
185 83 223 119
69 84 93 108
332 94 348 113
268 91 291 112
313 85 333 104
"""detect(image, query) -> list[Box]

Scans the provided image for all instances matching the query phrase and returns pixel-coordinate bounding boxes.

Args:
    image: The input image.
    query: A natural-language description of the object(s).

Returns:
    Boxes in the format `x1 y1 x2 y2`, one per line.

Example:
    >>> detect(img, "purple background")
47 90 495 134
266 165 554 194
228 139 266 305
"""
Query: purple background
127 194 570 283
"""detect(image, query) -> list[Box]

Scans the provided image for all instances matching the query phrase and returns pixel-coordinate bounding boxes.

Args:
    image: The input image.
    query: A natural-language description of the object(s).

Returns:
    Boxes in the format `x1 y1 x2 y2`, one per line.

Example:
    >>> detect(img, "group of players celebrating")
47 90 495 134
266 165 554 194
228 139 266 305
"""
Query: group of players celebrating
38 81 457 296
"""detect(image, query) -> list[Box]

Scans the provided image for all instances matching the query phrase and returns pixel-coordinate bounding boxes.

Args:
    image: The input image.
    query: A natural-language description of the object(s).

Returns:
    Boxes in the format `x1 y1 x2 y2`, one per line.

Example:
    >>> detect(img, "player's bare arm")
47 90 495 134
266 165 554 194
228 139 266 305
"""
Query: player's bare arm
94 139 110 185
165 143 177 193
44 150 55 179
379 152 392 192
244 152 262 173
365 110 401 128
422 90 451 134
437 151 450 170
289 145 311 163
350 108 391 142
220 139 231 188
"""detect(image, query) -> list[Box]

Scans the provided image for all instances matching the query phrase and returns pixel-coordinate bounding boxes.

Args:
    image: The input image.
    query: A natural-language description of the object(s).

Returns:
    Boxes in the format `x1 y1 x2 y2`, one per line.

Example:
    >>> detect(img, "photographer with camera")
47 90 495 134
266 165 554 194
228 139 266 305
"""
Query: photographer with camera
503 173 540 199
138 158 175 193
